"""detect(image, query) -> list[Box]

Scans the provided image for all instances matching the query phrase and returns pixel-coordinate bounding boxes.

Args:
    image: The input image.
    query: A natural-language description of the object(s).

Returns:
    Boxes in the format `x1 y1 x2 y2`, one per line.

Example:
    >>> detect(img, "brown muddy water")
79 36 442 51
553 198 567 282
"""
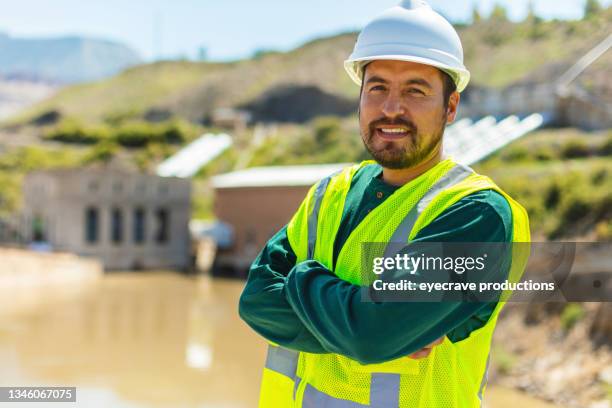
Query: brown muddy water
0 272 561 407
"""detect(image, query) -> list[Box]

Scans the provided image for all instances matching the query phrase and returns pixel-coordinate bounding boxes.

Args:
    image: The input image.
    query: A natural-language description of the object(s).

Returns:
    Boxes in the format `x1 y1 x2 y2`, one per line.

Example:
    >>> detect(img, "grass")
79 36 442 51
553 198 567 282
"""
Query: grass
8 61 221 124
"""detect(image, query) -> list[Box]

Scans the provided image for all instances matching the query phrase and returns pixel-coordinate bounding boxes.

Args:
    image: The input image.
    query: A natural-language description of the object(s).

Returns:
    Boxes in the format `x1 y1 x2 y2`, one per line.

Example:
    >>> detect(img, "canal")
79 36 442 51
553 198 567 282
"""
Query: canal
0 272 561 407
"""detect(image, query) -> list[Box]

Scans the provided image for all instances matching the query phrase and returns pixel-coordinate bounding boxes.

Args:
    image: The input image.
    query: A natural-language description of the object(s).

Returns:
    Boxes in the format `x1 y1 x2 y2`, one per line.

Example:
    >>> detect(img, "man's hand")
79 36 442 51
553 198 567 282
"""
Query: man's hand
407 336 445 359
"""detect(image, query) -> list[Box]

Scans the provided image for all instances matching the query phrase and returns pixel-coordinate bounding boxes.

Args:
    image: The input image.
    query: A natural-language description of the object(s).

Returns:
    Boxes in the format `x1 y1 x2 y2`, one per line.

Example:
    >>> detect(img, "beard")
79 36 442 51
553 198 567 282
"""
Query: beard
361 116 446 169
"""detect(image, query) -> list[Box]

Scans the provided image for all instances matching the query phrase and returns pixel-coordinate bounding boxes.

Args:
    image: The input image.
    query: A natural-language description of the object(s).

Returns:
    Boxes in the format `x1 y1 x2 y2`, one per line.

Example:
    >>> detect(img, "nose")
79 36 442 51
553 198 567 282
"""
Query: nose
381 90 406 118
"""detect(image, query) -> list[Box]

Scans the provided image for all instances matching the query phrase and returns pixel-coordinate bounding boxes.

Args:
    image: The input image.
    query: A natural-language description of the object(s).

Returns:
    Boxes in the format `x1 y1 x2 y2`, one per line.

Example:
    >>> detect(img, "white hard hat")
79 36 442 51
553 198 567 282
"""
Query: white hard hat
344 0 470 92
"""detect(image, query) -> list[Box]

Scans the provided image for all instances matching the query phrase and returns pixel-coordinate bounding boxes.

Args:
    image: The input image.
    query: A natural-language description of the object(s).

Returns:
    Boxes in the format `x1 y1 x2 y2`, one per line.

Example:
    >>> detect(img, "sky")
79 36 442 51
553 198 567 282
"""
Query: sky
0 0 608 62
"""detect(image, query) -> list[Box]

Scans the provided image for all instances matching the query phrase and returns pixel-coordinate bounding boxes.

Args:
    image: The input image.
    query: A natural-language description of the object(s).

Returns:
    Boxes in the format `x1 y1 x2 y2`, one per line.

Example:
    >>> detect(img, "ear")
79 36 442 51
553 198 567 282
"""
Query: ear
446 92 460 124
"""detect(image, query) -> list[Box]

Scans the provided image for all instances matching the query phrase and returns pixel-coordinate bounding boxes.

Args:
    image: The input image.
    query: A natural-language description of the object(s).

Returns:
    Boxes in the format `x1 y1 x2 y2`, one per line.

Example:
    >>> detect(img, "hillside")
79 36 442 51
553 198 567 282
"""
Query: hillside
4 6 610 126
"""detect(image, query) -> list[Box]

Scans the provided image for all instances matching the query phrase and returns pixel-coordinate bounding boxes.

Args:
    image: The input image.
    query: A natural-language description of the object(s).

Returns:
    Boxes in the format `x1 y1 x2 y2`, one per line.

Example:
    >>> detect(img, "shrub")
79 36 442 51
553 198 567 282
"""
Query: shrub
43 119 110 144
591 168 608 185
82 142 118 164
533 146 556 161
544 182 562 209
159 120 191 144
115 122 156 147
313 116 342 148
501 145 529 162
599 133 612 156
560 195 593 223
595 220 612 241
44 119 197 148
561 139 590 158
103 109 140 126
560 303 585 331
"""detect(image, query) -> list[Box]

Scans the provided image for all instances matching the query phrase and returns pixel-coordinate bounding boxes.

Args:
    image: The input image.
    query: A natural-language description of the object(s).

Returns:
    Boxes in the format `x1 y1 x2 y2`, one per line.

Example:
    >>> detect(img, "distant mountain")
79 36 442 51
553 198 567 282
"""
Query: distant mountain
0 32 141 83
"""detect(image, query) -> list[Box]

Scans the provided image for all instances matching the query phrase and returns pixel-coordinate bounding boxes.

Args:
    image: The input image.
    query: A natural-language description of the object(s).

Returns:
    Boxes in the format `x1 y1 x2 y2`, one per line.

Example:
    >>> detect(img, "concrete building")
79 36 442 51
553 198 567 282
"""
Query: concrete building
211 164 347 275
21 168 191 270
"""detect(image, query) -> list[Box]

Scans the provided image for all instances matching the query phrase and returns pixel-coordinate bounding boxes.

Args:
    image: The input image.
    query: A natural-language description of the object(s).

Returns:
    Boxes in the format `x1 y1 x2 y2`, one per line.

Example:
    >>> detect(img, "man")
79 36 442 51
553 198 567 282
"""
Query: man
239 1 530 407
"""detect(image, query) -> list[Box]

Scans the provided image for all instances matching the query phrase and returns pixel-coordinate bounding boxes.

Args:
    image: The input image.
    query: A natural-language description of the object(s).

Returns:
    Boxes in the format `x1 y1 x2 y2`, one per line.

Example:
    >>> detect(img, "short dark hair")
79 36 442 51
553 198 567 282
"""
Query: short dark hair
359 65 457 107
439 70 457 108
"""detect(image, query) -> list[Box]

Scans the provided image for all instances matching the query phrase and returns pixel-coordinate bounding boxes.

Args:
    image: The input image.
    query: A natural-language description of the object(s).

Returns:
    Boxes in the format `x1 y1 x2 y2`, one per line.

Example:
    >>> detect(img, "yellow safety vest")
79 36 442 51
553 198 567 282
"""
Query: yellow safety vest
258 159 530 408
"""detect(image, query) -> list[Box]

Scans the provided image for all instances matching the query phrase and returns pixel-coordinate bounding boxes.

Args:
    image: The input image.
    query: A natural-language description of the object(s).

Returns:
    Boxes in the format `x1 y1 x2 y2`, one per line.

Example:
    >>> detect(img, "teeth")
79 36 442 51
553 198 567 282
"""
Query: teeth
380 128 407 134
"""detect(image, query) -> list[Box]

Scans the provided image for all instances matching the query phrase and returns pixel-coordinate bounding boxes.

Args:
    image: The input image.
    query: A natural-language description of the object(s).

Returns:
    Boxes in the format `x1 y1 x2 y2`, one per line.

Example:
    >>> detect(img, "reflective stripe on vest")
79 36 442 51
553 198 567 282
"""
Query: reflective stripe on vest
308 175 334 259
265 345 299 379
308 164 474 261
302 373 401 408
265 347 402 407
384 163 473 258
477 353 490 405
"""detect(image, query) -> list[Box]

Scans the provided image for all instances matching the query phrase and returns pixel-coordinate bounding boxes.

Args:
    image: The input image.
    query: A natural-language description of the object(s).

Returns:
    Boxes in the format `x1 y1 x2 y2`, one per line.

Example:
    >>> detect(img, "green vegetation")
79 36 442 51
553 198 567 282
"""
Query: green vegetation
460 6 610 88
491 344 517 375
475 129 612 240
0 146 86 215
37 118 203 171
43 118 199 147
248 116 366 166
560 303 586 331
6 61 221 125
585 0 604 18
192 187 214 220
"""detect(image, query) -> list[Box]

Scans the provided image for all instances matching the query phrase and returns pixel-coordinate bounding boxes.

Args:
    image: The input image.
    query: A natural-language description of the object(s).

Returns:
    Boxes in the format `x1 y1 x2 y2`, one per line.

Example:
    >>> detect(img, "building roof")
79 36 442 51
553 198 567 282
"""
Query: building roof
156 133 232 178
443 113 548 165
212 163 350 189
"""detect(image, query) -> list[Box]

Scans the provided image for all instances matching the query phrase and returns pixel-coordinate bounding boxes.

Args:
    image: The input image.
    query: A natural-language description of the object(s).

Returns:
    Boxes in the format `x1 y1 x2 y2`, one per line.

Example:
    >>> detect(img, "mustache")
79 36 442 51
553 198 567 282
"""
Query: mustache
368 117 417 135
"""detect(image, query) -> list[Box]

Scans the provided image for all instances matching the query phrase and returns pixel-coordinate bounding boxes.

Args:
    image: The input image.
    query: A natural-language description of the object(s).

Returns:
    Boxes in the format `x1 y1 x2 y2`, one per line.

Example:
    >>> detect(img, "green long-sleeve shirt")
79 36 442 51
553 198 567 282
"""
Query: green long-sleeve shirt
239 163 512 364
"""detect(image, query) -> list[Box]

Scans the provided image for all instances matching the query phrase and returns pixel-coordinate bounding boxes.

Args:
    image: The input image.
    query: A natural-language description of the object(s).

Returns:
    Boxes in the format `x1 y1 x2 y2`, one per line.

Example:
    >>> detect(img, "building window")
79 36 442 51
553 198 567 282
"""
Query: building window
111 208 124 244
133 207 146 244
155 208 169 244
32 215 46 242
85 207 99 244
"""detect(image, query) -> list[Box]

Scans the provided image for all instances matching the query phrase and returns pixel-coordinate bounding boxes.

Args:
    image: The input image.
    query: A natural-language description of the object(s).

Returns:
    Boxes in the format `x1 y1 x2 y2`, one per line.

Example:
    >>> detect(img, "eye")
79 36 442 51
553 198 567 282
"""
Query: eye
406 88 425 96
368 84 386 92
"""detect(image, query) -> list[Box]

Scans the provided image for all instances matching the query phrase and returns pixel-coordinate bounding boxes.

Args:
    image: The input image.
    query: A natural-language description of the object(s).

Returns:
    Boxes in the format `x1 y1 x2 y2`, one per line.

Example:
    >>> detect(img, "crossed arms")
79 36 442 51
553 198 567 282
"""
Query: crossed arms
239 196 510 364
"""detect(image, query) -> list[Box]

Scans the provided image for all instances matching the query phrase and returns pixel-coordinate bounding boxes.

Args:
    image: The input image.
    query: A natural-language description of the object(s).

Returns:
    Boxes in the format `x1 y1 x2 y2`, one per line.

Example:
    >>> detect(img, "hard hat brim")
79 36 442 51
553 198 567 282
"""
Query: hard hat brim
344 55 470 93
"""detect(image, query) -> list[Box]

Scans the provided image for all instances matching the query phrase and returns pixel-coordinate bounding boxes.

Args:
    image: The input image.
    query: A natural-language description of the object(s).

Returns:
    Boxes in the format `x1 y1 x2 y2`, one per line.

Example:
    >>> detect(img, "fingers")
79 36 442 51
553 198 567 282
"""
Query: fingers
407 337 446 359
407 348 433 359
426 336 445 348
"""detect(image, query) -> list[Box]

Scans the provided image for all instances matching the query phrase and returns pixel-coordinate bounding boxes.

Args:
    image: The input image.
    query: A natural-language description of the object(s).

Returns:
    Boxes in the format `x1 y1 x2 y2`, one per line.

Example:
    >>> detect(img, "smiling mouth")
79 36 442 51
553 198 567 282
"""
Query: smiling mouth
375 127 410 139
